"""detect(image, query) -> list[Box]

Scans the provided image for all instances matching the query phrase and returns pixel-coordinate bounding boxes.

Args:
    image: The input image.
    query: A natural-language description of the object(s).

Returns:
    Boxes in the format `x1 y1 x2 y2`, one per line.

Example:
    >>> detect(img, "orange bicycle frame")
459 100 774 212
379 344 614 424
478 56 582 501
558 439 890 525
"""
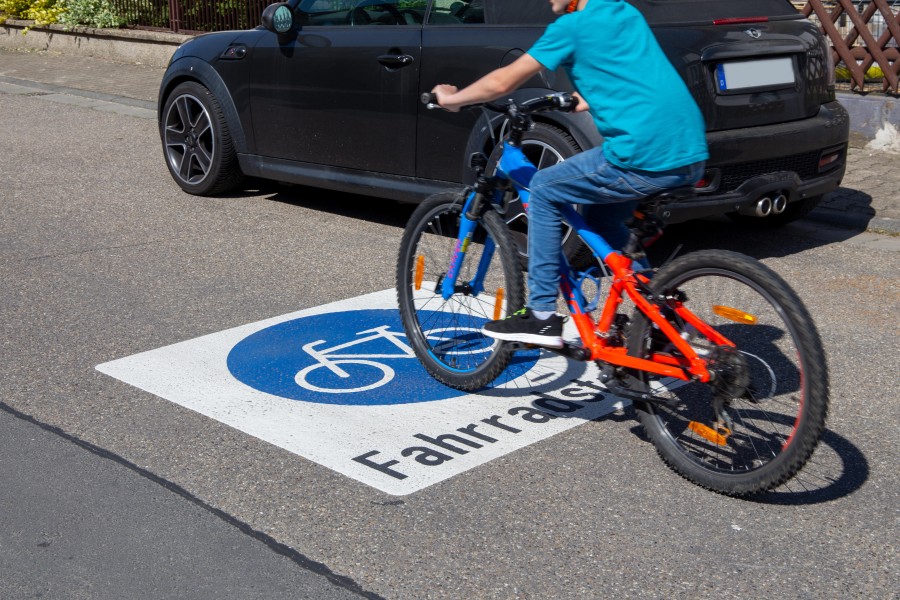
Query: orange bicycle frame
557 204 735 383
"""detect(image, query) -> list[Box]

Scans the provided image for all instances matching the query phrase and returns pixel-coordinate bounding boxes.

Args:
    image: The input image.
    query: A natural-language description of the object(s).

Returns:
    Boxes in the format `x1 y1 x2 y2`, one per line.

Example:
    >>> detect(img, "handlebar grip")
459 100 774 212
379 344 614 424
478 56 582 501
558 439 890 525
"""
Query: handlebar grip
556 92 578 112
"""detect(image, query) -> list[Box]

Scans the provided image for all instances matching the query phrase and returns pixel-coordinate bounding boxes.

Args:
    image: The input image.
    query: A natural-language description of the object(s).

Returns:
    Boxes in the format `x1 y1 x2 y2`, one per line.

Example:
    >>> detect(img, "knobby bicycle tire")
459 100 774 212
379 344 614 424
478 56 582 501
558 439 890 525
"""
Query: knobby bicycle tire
396 192 524 390
627 250 829 496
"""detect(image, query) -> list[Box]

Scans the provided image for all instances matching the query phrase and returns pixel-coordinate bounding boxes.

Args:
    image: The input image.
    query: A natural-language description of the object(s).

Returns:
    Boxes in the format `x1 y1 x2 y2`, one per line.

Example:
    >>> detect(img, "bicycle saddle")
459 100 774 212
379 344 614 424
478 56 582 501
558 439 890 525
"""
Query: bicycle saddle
623 186 696 259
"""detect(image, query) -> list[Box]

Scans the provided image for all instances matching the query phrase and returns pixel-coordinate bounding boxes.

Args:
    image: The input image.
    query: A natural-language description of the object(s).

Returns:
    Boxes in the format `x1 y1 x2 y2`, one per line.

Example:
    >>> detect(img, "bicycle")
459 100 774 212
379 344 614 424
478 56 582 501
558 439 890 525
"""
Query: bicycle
396 92 829 496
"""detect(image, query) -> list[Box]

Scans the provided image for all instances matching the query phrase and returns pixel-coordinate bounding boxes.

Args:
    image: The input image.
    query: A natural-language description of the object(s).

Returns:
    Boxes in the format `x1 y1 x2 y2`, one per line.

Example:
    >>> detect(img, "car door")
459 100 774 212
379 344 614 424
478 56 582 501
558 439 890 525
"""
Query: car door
416 0 555 183
249 0 427 175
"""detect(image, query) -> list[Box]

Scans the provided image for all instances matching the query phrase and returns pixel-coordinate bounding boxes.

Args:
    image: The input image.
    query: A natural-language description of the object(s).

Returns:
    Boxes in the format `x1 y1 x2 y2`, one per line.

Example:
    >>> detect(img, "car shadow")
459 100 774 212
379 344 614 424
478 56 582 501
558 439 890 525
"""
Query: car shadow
810 185 880 230
646 213 867 263
241 180 418 230
222 179 873 262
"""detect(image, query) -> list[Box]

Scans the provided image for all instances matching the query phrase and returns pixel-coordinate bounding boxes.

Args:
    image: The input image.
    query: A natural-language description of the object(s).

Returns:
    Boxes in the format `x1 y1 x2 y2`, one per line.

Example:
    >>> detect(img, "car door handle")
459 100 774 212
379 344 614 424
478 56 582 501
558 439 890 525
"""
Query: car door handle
377 54 414 69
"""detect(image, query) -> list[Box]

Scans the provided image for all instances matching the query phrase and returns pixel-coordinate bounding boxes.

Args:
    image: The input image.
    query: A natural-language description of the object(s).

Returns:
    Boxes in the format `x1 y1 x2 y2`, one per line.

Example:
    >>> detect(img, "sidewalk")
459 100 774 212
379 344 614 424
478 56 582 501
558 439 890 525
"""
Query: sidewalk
1 46 897 234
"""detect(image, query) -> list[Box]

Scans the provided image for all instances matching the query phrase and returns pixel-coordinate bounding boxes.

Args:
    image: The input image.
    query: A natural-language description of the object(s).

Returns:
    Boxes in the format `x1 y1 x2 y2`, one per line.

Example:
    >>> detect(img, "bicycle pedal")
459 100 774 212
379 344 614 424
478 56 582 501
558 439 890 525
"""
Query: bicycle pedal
552 342 591 361
688 421 731 446
604 381 678 407
508 340 589 360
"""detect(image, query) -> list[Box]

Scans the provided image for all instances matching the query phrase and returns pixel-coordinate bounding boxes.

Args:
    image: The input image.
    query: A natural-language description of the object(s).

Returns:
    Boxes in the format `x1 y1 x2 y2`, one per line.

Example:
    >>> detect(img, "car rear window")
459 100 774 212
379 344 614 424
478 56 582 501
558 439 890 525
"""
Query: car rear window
626 0 800 24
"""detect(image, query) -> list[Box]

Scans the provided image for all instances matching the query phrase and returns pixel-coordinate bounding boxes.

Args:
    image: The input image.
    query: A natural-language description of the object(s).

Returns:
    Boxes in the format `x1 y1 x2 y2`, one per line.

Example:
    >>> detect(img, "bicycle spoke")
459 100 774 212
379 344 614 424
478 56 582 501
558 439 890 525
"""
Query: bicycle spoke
397 193 524 387
628 250 827 495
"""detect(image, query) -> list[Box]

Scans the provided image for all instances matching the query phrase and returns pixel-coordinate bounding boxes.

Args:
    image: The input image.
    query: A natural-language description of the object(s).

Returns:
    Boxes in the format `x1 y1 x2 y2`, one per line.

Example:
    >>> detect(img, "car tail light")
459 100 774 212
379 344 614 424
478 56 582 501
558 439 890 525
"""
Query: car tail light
713 17 769 25
694 169 721 192
818 148 843 172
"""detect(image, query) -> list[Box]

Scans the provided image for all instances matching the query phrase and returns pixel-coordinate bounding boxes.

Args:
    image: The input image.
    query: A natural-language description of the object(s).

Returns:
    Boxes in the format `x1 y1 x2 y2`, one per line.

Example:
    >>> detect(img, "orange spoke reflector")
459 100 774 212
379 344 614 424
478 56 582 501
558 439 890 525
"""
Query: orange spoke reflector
713 305 757 324
688 421 731 446
414 255 425 290
493 288 505 321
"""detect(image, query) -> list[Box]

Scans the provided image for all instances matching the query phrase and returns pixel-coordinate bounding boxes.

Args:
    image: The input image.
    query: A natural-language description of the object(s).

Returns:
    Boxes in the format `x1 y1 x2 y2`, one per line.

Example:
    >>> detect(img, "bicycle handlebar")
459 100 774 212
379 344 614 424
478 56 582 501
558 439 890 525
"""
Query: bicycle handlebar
420 92 439 108
420 92 498 112
420 92 580 114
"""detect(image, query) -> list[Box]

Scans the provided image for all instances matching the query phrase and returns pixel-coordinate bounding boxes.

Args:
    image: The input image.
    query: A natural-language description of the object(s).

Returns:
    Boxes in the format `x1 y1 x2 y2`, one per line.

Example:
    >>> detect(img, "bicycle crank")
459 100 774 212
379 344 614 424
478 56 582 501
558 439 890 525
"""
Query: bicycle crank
597 363 680 407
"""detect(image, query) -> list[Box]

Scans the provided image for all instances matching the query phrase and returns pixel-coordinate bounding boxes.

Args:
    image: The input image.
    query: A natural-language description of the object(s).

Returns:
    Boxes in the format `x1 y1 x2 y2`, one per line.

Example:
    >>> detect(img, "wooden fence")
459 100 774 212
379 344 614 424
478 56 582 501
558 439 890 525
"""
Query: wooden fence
796 1 899 93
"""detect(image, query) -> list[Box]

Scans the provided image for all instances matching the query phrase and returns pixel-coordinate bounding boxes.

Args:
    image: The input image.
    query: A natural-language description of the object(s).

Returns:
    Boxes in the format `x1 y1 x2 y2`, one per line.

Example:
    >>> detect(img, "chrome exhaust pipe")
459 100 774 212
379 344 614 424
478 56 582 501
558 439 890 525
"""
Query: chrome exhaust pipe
772 193 788 215
755 197 773 217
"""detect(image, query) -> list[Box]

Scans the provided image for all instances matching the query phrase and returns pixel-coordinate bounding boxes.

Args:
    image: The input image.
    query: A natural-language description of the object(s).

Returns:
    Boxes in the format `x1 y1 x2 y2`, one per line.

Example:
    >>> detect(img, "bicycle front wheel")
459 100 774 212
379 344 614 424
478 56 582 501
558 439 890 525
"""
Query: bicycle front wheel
627 250 829 496
397 192 524 390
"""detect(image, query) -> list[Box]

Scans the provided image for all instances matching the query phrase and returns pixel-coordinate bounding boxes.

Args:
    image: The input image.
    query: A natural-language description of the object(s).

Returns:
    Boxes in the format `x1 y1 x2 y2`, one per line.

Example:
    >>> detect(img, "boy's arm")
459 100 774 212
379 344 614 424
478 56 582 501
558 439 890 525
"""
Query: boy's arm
431 53 545 112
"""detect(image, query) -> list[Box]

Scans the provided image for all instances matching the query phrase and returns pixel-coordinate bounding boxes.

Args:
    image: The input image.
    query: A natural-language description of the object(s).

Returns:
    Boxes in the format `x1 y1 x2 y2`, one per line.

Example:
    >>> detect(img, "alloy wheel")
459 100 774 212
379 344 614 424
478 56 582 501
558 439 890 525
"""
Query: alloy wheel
164 93 215 186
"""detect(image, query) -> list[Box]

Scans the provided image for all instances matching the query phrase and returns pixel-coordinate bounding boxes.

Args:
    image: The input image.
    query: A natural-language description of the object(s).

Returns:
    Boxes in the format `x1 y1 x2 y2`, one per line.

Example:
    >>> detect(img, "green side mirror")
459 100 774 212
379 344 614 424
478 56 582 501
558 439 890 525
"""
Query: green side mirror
262 3 294 35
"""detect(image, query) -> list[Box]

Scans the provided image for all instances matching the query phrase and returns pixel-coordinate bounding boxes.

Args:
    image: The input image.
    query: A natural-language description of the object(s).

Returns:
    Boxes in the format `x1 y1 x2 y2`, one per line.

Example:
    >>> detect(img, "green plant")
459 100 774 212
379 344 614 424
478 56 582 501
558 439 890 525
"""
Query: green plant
0 0 64 27
835 64 887 83
58 0 123 28
26 0 64 24
0 0 40 23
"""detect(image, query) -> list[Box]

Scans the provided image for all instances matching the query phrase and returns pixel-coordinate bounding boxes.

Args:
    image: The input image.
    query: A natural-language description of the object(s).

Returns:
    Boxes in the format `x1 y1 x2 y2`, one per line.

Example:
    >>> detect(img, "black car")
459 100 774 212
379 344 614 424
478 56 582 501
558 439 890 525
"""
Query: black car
158 0 849 227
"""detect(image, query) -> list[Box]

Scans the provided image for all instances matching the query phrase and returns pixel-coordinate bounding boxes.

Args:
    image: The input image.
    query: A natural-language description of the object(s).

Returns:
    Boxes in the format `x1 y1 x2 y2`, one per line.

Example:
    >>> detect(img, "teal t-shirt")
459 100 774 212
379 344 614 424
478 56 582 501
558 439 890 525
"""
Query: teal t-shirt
528 0 709 172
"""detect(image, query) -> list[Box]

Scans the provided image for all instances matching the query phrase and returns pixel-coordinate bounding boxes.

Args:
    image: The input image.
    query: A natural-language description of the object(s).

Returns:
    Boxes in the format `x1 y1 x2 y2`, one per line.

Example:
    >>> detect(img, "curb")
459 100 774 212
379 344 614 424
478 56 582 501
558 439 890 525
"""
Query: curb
0 19 191 68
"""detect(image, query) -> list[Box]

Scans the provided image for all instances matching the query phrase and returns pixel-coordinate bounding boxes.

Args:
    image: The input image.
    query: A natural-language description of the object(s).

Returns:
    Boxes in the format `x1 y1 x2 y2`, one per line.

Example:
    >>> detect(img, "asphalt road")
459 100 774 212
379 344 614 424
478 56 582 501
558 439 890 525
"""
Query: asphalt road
1 90 898 599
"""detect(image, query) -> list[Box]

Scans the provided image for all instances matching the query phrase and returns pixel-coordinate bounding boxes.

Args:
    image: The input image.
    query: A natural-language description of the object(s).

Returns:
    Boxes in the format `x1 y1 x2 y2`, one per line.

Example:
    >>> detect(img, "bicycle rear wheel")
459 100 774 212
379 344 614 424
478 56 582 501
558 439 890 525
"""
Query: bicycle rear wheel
627 250 829 496
397 192 524 390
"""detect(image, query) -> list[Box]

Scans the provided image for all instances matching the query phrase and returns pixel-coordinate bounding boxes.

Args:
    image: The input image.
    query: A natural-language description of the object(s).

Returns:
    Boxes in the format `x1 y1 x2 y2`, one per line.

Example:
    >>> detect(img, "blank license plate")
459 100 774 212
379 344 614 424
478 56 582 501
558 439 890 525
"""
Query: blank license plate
716 57 795 92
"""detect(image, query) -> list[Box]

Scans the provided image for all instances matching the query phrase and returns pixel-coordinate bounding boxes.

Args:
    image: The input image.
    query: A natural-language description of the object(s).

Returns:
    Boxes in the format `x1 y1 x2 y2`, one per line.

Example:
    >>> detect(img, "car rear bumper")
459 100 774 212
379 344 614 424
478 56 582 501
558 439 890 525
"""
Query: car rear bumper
666 100 850 222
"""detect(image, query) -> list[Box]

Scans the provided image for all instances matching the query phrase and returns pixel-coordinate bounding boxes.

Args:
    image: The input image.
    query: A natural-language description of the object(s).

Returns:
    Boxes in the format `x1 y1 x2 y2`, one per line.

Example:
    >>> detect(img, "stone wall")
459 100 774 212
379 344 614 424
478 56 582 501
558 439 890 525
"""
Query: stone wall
0 19 190 68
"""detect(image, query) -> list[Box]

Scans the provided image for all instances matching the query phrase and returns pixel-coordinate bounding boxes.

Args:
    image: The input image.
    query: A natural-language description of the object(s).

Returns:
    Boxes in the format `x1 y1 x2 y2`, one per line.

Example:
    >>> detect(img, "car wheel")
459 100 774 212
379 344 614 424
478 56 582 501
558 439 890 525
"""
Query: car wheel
727 195 823 227
161 81 244 196
487 122 592 269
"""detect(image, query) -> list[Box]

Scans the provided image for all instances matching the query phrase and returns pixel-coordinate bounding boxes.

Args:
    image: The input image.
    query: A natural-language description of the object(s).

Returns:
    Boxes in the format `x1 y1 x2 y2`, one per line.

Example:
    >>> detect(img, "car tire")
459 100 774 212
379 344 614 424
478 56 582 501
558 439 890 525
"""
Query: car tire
727 195 823 227
487 122 593 269
161 81 244 196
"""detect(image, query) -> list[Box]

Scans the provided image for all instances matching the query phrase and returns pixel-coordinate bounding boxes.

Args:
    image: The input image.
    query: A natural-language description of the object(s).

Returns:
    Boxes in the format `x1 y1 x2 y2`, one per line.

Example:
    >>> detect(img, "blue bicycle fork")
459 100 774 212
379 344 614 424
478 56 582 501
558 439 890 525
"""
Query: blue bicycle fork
441 190 496 300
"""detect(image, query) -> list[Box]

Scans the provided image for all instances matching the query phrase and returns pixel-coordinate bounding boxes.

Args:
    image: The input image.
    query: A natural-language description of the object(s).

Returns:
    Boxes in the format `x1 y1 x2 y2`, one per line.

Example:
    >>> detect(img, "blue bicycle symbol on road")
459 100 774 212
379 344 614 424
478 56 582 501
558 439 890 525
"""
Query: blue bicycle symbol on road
226 309 538 405
295 323 496 394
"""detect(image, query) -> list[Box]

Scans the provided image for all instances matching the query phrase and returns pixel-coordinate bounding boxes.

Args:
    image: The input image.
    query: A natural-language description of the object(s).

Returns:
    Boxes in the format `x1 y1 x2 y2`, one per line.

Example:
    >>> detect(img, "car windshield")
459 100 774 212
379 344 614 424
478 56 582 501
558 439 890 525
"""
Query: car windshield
627 0 799 24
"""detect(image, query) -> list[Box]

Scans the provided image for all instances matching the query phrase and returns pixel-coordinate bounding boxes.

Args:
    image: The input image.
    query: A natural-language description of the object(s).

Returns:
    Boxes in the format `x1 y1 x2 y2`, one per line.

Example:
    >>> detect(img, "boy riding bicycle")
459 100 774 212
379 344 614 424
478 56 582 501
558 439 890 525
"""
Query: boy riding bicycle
431 0 708 348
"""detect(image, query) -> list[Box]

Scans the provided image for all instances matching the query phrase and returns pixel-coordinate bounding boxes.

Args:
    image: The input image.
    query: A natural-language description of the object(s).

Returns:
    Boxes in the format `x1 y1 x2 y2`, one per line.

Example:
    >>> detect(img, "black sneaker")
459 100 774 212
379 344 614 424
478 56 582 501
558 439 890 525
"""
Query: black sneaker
482 308 564 348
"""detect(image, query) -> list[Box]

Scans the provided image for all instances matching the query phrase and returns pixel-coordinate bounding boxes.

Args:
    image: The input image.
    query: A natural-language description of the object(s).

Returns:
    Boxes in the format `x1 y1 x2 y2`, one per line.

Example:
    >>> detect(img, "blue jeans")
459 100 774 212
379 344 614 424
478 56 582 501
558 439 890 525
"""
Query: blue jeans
526 147 705 312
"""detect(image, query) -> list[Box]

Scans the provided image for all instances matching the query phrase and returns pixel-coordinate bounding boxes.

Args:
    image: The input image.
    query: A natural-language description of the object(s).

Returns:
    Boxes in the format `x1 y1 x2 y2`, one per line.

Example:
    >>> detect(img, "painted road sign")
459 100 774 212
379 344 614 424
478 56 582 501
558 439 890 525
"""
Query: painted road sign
96 289 624 495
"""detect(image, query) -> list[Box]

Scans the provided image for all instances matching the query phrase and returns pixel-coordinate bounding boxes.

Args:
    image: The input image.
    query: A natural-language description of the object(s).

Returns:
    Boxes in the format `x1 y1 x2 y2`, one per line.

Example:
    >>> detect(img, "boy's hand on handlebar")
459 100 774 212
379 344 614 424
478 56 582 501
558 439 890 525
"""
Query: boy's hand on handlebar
572 92 590 113
431 84 460 112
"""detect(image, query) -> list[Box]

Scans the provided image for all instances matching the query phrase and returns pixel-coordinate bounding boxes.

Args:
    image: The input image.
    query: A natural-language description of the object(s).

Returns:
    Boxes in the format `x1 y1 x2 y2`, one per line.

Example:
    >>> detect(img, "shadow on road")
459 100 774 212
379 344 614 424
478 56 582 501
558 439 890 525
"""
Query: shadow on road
813 185 880 230
646 215 866 263
224 179 869 262
226 180 418 230
749 427 869 505
611 407 865 505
